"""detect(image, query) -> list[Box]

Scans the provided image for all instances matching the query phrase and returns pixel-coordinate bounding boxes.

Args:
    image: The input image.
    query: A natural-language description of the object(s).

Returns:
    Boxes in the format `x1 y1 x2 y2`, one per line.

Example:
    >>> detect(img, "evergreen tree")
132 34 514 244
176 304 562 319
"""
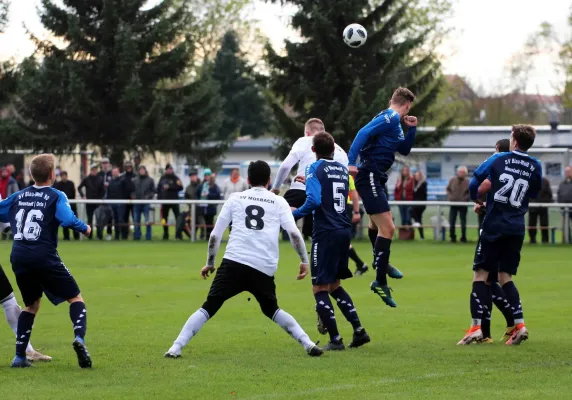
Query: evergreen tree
13 0 225 166
265 0 453 157
212 30 269 139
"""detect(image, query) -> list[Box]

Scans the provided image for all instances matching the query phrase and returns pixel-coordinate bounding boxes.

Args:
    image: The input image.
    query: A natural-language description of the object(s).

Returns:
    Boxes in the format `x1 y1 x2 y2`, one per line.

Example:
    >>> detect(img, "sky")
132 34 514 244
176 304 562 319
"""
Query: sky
0 0 570 95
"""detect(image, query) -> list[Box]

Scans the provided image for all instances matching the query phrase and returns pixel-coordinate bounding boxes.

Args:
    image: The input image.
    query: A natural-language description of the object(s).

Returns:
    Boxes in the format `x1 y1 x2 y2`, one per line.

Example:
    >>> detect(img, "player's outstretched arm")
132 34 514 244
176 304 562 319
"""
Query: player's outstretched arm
292 166 321 220
397 116 418 156
203 198 232 277
54 191 89 234
272 153 299 193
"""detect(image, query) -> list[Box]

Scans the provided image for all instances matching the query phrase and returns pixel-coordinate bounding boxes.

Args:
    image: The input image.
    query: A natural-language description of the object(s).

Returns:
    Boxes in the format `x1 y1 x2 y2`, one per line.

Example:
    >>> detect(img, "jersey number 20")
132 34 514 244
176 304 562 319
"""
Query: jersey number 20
493 173 529 208
13 209 44 241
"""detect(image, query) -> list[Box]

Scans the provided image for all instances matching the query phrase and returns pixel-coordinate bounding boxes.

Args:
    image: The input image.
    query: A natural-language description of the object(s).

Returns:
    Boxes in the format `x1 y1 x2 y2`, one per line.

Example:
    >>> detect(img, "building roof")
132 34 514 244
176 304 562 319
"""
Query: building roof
228 126 572 152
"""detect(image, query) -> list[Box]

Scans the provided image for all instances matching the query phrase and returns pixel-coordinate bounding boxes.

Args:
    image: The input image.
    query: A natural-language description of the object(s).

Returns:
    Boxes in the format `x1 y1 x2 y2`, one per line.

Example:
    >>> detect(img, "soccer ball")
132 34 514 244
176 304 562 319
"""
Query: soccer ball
343 24 367 48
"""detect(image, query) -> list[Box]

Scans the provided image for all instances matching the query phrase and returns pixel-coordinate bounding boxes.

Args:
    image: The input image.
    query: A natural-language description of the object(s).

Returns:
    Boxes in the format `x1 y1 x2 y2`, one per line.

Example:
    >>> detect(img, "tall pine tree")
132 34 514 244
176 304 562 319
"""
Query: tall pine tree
13 0 224 166
265 0 453 157
212 30 269 139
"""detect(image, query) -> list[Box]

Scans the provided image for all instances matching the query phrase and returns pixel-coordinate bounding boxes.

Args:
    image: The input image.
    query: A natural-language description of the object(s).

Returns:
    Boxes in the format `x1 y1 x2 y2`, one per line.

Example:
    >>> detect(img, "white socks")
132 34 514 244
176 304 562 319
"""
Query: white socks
272 309 314 351
170 308 209 353
1 295 35 353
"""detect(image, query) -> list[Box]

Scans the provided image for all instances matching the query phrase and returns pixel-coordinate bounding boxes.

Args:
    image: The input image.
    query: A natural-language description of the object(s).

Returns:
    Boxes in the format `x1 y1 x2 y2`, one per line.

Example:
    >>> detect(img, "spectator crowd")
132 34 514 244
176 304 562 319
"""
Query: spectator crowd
0 158 570 244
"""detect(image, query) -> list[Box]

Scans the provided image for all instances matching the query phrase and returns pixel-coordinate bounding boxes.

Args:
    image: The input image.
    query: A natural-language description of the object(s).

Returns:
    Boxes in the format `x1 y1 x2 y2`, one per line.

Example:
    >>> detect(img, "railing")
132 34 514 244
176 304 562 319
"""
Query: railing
68 199 572 244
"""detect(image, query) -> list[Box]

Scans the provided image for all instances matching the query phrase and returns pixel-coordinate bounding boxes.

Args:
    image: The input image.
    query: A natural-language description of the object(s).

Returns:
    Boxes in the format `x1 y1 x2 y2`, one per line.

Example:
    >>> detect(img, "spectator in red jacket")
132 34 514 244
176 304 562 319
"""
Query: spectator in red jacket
394 166 414 226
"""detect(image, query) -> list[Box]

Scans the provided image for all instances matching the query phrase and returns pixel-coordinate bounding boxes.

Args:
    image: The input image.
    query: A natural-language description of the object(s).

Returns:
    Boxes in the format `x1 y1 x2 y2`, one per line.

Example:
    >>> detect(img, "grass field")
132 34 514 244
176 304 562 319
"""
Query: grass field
0 239 571 399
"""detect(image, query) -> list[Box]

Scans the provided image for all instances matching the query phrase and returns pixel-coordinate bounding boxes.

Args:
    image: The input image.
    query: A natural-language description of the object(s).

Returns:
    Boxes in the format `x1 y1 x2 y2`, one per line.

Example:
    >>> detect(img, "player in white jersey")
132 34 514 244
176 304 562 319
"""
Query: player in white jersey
271 118 348 237
0 195 51 362
165 161 323 358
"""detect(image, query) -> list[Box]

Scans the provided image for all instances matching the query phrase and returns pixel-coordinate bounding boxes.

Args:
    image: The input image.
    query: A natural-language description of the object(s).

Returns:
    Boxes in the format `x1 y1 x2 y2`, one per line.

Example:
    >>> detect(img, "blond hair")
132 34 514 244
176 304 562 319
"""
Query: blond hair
304 118 325 136
30 154 56 184
390 87 416 106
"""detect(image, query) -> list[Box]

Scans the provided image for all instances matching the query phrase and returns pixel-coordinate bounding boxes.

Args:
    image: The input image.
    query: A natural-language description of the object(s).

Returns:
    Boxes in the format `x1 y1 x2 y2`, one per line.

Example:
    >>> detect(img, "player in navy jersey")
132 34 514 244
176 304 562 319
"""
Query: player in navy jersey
347 87 417 307
470 138 517 344
0 154 92 368
293 132 370 350
458 125 542 346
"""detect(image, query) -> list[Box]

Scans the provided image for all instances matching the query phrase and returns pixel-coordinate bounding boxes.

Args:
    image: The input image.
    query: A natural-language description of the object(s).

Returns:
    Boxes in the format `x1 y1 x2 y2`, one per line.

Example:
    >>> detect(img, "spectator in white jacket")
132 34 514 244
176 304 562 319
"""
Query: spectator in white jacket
221 168 249 200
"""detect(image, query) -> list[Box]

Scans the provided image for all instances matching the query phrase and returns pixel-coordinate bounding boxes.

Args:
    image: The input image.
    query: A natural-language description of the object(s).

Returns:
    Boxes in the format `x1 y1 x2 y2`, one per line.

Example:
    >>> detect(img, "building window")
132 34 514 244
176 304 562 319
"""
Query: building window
545 162 562 177
426 162 442 179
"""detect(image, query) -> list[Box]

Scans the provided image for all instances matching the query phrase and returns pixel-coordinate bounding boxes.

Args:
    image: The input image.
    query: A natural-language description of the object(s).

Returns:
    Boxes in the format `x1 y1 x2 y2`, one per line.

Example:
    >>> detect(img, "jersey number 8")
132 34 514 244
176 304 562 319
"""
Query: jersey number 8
245 205 265 230
13 209 44 241
493 173 529 208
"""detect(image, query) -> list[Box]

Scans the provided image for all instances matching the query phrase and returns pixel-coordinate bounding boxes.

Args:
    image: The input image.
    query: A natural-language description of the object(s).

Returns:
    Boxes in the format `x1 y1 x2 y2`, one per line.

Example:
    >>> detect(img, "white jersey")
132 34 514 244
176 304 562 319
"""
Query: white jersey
215 188 296 276
288 136 348 190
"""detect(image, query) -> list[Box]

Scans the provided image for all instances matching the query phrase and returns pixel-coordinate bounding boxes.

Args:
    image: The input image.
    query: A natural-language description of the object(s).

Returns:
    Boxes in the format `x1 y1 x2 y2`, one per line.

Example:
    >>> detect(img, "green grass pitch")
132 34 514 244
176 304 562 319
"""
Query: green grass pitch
0 239 571 399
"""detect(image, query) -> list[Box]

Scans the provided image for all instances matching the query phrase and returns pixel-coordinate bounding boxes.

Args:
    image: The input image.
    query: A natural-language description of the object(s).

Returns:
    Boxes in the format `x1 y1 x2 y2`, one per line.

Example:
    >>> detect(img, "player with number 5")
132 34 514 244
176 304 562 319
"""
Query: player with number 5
0 154 92 368
458 125 542 346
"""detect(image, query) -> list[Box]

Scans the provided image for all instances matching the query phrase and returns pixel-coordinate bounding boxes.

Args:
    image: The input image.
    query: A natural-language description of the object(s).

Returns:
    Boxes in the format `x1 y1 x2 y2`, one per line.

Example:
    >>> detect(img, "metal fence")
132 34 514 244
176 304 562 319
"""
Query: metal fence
68 199 572 244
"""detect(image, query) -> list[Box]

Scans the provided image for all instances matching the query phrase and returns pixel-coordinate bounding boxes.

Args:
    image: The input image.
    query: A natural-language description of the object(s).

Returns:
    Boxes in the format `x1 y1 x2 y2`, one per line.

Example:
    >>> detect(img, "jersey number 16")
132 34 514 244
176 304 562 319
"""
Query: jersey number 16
493 173 529 208
13 209 44 241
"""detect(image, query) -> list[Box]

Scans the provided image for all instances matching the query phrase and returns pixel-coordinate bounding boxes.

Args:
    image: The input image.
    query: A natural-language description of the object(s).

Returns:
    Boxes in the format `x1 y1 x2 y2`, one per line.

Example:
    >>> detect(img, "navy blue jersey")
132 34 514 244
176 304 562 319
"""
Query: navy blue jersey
348 108 416 174
293 159 352 235
469 151 542 240
0 186 88 261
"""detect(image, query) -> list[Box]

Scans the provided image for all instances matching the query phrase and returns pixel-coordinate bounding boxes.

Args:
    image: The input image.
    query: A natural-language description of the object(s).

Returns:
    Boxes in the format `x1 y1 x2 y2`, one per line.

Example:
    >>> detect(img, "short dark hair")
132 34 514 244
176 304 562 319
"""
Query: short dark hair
512 124 536 151
313 131 335 159
248 161 271 187
60 171 68 177
496 139 510 153
390 87 416 106
30 154 56 184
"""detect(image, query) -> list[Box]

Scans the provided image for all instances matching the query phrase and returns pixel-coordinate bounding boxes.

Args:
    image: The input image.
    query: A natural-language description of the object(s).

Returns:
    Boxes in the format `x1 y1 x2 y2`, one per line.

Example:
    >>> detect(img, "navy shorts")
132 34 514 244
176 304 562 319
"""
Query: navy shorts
11 254 81 307
310 229 353 285
355 170 390 215
473 235 524 276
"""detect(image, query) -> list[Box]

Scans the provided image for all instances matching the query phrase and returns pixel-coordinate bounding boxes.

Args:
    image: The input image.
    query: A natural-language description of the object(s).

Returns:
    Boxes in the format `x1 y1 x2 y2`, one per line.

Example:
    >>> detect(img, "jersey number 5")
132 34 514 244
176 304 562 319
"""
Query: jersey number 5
493 173 529 208
13 209 44 241
333 182 346 214
245 205 265 230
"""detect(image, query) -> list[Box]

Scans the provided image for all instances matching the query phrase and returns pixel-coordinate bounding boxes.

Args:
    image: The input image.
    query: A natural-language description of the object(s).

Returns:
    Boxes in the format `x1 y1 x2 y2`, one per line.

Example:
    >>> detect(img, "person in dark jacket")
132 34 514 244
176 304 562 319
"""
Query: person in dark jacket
411 170 427 239
196 173 221 238
157 164 183 240
53 171 80 240
98 157 112 196
394 166 414 227
121 161 136 237
180 170 201 239
107 167 128 240
132 166 155 241
78 164 105 239
528 176 553 244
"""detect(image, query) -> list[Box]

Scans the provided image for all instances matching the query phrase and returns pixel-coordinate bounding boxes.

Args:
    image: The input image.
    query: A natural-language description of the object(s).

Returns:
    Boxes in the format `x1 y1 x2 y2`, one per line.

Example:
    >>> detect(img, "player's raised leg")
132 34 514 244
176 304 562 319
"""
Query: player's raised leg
368 211 398 307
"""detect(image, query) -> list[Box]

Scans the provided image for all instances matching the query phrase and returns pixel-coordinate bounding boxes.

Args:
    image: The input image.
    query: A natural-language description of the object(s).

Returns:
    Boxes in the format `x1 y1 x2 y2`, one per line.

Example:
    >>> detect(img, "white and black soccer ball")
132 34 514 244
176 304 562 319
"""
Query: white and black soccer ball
343 23 367 48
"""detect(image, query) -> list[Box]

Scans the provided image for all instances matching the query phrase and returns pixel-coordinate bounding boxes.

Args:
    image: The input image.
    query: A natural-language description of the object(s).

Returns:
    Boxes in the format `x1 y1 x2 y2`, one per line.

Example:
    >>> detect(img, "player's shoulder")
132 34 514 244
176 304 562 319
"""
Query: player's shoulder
292 136 312 150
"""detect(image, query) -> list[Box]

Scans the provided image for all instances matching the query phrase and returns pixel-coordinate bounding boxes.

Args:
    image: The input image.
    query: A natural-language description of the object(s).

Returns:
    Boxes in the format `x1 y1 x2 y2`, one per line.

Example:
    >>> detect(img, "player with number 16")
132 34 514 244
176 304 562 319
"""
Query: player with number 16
0 154 92 368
